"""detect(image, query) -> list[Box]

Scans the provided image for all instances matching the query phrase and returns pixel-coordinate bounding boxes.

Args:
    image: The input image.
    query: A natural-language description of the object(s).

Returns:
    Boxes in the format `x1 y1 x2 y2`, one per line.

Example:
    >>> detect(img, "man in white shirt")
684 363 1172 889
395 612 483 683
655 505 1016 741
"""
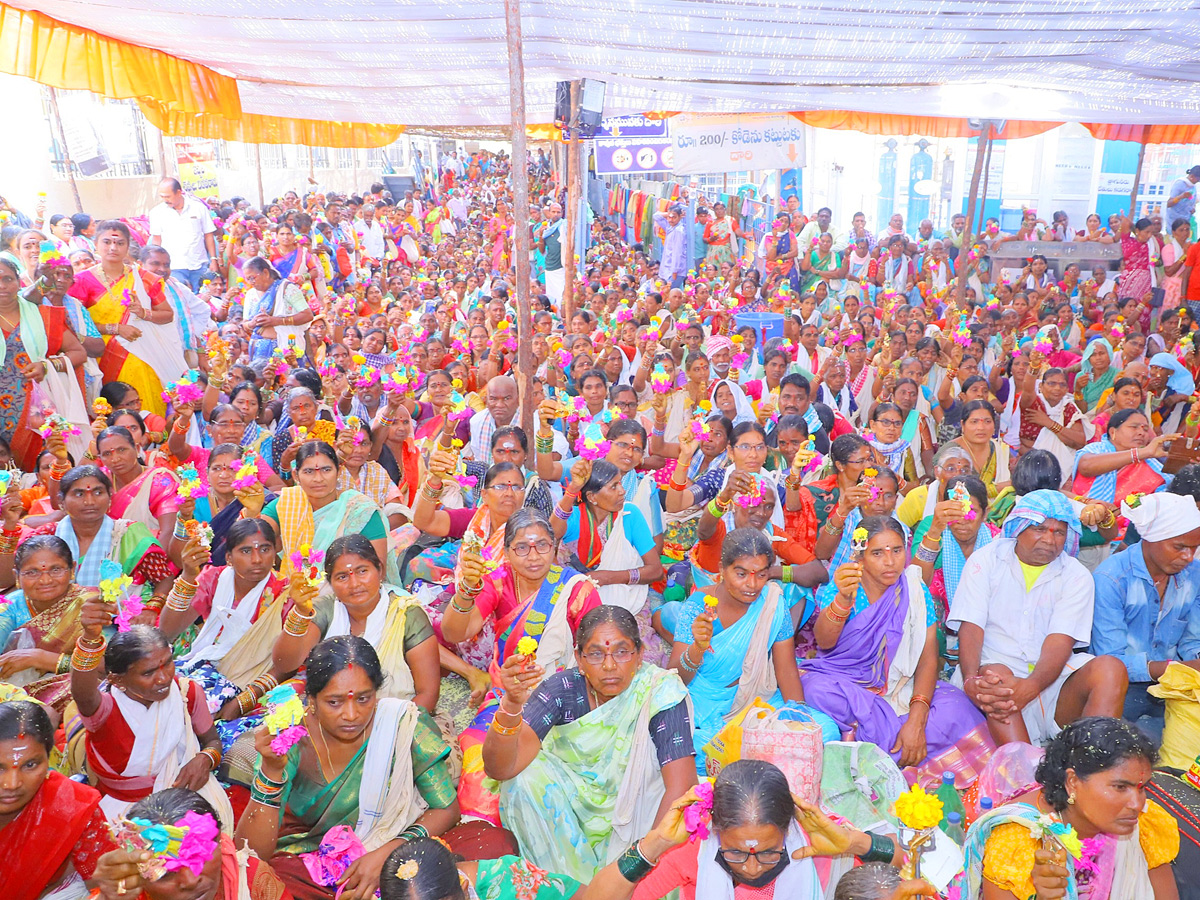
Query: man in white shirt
797 207 847 253
147 178 217 291
356 202 386 262
469 375 521 460
949 490 1128 745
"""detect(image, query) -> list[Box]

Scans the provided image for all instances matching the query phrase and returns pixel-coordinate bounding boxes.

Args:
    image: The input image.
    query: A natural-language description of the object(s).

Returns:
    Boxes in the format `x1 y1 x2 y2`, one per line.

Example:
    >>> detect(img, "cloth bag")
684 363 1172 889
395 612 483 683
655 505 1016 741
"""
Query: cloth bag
740 704 824 803
1148 661 1200 769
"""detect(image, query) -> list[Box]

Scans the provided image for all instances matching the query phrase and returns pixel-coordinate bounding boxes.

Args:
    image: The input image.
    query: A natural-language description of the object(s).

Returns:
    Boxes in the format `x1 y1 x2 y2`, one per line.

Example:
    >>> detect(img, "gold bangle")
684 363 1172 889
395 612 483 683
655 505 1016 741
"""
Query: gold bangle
490 717 522 736
201 746 222 770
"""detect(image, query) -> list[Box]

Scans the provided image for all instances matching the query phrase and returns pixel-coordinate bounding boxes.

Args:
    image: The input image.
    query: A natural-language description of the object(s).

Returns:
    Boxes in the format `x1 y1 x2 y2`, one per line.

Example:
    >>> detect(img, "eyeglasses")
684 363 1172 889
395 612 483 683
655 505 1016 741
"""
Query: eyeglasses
18 566 71 580
488 482 526 493
509 539 552 557
579 647 637 665
613 441 643 453
734 443 767 453
717 848 786 865
875 418 903 427
846 455 873 466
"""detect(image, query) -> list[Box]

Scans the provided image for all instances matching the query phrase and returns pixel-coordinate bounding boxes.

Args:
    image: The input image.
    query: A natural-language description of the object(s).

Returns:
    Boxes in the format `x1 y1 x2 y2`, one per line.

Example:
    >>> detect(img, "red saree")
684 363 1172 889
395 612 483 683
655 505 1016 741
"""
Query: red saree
0 771 110 900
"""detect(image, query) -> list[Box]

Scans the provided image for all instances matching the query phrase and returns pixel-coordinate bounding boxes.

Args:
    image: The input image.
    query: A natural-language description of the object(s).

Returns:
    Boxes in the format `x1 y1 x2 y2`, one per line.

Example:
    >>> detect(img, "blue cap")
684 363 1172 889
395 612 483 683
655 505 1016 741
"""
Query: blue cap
947 812 962 823
942 771 955 783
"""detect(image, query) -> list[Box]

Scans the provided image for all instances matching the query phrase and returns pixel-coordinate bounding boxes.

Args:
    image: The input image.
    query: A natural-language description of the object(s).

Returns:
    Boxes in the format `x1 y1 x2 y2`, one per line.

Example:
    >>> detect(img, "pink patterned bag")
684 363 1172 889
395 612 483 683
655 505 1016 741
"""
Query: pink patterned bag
741 705 824 803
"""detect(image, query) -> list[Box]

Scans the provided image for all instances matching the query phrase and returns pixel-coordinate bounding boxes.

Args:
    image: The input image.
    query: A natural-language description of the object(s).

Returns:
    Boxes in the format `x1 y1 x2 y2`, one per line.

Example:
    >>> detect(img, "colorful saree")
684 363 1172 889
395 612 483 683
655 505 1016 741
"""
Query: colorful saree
1071 437 1166 504
108 466 180 538
798 569 994 789
0 302 73 471
0 585 102 711
457 564 598 824
499 664 689 880
68 265 185 418
271 486 387 579
52 515 169 591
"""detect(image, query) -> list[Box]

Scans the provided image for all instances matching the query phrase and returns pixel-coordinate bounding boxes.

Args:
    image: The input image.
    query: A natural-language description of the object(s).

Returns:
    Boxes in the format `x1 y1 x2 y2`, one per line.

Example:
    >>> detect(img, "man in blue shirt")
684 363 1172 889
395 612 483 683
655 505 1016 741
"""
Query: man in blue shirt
1166 165 1200 230
1091 492 1200 738
652 203 688 289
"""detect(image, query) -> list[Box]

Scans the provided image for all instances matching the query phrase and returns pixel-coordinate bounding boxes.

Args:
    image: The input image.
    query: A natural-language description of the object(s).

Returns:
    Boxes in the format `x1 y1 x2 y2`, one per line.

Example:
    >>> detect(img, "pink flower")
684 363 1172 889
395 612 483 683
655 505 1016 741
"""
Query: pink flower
684 781 715 842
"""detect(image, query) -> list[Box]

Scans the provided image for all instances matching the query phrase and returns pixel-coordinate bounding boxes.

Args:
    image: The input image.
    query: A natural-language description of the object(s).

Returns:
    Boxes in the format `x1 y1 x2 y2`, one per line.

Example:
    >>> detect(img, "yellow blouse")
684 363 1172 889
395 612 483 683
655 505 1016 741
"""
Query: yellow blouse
982 801 1179 899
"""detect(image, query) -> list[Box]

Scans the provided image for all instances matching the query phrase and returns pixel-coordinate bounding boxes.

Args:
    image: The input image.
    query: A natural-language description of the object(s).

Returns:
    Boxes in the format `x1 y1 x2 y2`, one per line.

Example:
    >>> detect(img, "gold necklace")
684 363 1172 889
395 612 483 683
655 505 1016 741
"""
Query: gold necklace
97 263 127 288
0 308 16 331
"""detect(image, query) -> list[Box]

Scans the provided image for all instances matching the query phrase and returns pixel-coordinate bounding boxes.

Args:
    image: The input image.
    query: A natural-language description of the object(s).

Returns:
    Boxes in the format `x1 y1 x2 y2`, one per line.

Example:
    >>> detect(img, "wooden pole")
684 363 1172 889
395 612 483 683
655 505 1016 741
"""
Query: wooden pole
1128 127 1148 219
954 122 991 309
504 0 535 438
562 80 581 330
255 144 265 209
156 130 170 178
47 87 83 213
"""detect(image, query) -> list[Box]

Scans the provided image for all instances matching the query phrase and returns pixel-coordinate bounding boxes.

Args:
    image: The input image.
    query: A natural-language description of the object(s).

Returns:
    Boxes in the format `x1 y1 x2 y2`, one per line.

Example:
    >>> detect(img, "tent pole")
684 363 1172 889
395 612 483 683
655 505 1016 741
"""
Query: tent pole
255 144 265 208
1128 128 1148 219
955 123 990 309
47 87 83 213
504 0 535 437
562 80 581 331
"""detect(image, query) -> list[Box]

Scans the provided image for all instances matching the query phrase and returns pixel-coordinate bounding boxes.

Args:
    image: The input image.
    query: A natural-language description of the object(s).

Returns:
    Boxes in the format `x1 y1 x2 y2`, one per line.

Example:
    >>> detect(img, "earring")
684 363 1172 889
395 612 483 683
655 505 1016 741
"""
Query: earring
1067 793 1076 805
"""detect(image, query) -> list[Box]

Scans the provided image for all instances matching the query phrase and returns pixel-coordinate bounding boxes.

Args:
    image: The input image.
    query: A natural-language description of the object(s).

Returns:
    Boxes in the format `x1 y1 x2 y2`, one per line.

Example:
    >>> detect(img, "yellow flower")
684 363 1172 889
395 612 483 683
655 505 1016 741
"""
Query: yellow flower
731 334 743 344
452 378 463 390
351 354 366 365
703 595 718 608
863 467 878 478
516 636 538 657
451 438 464 449
893 785 943 831
300 543 312 556
852 527 869 543
699 400 712 412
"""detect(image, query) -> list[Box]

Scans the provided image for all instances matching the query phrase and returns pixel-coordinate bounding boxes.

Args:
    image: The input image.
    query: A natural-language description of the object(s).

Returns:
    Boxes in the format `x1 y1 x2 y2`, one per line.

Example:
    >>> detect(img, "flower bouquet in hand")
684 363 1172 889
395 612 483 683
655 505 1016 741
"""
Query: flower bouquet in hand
893 784 943 879
99 559 141 632
109 810 221 880
176 464 207 502
262 684 308 754
161 370 204 410
289 543 325 588
35 406 81 441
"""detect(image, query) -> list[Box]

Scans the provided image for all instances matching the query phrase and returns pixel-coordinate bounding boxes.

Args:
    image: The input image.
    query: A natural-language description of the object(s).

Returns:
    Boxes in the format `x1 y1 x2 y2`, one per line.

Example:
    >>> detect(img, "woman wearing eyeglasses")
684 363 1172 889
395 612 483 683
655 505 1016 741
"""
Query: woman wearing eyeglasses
480 604 694 881
442 509 601 825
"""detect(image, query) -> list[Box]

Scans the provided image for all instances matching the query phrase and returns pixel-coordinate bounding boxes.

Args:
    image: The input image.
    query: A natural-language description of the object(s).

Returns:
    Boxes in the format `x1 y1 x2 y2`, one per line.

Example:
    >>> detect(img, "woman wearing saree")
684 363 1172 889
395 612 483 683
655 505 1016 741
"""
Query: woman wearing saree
0 258 87 472
260 441 390 584
0 536 102 712
787 433 873 552
1148 351 1195 433
442 509 601 825
484 605 695 881
272 535 440 714
0 701 111 900
800 516 995 789
1074 337 1117 414
71 621 233 826
271 386 335 477
799 232 847 296
947 401 1012 500
1072 409 1173 518
3 467 174 601
702 201 742 268
66 220 184 419
242 256 312 363
180 443 278 567
97 426 180 541
962 717 1178 900
650 412 731 571
668 528 814 774
235 636 515 900
1089 376 1146 440
158 519 292 750
409 369 471 452
1117 216 1161 331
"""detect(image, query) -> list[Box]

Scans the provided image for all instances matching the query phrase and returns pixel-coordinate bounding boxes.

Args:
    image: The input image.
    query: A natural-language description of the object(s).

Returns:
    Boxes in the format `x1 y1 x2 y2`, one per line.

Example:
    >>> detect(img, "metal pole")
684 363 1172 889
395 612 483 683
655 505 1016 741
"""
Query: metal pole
156 130 170 178
47 87 83 213
504 0 536 438
562 80 581 330
954 123 991 309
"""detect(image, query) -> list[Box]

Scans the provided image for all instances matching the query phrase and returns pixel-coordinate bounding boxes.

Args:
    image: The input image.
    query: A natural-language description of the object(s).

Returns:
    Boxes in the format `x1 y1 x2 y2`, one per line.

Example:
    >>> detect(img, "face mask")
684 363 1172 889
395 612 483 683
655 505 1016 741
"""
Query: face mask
715 849 789 888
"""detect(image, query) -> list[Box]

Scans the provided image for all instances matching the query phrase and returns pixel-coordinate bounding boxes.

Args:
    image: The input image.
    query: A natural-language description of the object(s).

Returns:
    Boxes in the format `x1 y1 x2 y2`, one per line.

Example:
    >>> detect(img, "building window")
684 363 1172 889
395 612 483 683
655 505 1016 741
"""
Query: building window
337 148 354 169
259 144 287 169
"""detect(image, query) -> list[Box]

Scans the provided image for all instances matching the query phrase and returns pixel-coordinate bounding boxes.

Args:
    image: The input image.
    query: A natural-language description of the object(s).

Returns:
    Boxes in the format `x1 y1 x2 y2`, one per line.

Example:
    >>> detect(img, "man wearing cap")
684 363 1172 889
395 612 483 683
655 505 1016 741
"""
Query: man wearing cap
949 489 1129 745
1091 493 1200 738
1167 165 1200 231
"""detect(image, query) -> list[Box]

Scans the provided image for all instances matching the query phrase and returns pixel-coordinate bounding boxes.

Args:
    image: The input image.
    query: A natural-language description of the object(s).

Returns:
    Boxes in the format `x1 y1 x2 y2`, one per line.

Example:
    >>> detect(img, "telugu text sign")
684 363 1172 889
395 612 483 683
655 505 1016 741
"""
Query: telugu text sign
670 114 806 175
594 115 668 140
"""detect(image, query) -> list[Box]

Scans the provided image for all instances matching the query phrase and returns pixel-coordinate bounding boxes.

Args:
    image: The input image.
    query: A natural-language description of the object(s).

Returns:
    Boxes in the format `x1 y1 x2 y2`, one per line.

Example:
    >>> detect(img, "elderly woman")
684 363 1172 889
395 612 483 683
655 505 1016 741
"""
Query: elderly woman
70 620 232 825
443 509 601 823
802 516 995 788
963 717 1178 900
157 519 290 746
0 536 102 712
241 256 312 362
1074 337 1117 414
272 534 440 712
484 606 695 880
1072 409 1172 511
1 466 174 600
1148 351 1195 433
911 474 997 627
234 636 515 900
270 386 333 475
0 701 110 900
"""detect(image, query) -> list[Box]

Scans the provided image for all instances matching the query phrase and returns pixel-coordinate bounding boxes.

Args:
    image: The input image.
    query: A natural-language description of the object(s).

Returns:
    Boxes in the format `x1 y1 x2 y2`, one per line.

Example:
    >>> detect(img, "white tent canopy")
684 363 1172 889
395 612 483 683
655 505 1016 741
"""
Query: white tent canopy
15 0 1200 126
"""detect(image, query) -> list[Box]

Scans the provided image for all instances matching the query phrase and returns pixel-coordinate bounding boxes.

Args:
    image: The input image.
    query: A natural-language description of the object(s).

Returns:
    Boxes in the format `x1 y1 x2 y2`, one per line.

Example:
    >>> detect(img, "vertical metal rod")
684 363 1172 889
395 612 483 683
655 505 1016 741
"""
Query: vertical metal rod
47 87 83 212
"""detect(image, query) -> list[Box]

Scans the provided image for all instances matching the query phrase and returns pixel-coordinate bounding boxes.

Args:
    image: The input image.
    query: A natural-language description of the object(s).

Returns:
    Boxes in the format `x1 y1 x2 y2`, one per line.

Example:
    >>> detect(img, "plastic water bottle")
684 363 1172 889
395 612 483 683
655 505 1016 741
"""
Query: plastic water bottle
944 811 966 844
937 771 967 832
980 796 995 813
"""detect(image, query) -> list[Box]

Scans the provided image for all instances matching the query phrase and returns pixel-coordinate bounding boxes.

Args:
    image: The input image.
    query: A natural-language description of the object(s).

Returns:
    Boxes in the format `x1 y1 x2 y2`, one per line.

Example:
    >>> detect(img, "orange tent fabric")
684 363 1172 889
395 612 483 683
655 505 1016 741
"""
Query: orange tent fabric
1081 123 1200 145
138 100 403 149
788 110 1061 139
0 3 239 116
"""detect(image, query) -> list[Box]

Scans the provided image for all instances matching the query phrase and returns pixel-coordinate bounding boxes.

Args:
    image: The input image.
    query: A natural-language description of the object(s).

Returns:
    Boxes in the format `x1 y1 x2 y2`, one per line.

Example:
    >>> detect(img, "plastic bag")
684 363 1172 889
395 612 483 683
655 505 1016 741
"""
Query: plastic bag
702 698 774 778
1149 661 1200 769
742 704 824 803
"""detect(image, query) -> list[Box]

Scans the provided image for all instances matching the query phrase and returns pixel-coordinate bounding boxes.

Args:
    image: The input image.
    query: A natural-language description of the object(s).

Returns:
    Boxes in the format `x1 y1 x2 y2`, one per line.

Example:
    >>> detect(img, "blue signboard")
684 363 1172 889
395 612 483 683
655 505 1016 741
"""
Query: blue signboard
594 115 669 140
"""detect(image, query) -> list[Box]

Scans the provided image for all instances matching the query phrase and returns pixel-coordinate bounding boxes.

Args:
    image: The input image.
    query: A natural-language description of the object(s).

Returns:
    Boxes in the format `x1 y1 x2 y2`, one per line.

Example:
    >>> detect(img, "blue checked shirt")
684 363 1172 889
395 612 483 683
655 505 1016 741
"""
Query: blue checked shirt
1091 543 1200 683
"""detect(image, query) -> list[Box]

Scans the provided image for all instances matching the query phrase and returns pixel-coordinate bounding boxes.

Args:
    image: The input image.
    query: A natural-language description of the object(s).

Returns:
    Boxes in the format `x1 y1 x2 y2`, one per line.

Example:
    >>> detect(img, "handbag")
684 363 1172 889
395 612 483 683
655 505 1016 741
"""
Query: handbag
740 704 824 803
